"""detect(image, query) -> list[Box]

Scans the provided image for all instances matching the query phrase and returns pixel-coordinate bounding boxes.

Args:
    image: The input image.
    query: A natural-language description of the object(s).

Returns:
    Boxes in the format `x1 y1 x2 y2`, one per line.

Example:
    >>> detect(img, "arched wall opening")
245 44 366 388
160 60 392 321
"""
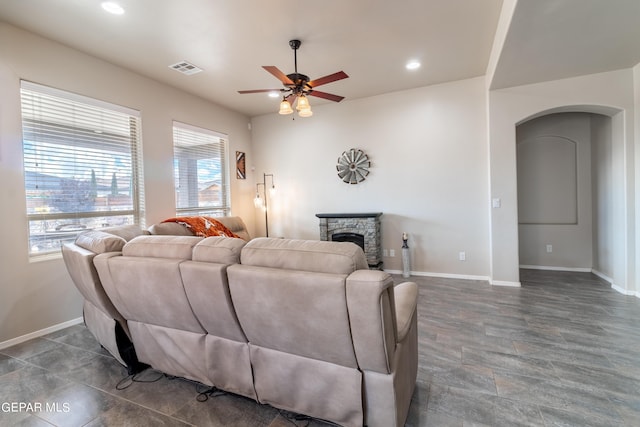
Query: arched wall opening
515 111 618 282
487 81 633 292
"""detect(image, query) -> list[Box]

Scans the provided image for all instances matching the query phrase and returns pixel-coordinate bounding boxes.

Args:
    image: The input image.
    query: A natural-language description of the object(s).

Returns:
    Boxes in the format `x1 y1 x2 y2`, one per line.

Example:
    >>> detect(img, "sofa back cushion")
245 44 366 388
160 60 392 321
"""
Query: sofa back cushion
103 224 149 241
147 222 194 236
75 231 127 254
148 216 251 241
240 238 368 274
122 235 202 260
216 216 251 241
192 237 246 264
227 264 358 368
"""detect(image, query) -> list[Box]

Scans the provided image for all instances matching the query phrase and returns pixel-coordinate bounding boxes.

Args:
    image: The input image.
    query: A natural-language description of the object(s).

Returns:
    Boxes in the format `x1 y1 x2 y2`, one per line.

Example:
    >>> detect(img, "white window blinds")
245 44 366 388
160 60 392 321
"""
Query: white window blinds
172 121 230 217
20 81 145 256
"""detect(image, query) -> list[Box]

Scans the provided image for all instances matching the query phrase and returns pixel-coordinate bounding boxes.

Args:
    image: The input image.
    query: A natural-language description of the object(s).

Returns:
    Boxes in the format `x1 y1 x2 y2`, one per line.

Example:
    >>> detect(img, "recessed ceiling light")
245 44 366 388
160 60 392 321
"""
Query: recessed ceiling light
406 61 421 70
101 2 125 15
268 92 280 98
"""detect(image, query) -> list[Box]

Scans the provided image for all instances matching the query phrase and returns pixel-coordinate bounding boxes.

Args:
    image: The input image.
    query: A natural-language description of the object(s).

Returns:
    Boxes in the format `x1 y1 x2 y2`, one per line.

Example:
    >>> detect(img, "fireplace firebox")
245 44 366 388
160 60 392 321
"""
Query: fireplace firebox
316 213 383 269
331 232 365 251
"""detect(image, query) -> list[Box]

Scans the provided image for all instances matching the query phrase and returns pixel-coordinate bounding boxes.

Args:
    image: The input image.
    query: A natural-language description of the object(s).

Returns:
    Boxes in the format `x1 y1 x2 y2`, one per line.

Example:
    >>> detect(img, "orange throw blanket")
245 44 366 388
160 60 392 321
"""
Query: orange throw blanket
162 216 240 239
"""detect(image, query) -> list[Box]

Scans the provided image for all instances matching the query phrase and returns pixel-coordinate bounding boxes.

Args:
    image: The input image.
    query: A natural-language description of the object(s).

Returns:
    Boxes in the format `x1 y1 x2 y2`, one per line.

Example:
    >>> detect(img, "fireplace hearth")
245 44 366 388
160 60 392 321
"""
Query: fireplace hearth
316 213 382 269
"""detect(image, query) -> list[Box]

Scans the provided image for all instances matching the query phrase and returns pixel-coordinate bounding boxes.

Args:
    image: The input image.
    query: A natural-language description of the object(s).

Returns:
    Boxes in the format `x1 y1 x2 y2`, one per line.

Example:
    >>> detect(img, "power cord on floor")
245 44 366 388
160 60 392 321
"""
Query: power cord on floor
277 409 311 427
115 369 339 426
277 408 343 427
196 385 228 402
115 368 165 390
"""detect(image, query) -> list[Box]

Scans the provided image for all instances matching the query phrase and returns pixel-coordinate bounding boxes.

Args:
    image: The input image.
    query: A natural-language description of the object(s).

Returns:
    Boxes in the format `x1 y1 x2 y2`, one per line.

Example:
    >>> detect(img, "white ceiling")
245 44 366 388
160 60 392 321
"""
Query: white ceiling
491 0 640 89
1 0 639 117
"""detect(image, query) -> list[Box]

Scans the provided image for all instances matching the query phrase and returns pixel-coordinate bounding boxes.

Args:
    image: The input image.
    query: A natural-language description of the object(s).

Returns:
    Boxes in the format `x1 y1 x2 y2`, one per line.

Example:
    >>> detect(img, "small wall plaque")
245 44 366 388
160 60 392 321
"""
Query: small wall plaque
236 151 246 179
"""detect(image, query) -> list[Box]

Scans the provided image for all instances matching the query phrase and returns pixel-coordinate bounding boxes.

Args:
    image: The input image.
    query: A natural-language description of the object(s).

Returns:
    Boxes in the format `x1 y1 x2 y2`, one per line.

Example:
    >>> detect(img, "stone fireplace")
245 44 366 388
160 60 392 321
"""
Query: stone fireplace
316 213 383 269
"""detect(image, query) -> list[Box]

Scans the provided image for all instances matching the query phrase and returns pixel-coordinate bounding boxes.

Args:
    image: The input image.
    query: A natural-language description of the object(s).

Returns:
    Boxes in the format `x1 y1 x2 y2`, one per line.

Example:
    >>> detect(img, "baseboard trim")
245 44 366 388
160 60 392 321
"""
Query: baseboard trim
384 269 490 282
610 283 640 297
386 266 638 296
0 317 84 350
384 269 525 287
489 279 522 287
520 266 640 298
520 265 592 272
591 269 613 285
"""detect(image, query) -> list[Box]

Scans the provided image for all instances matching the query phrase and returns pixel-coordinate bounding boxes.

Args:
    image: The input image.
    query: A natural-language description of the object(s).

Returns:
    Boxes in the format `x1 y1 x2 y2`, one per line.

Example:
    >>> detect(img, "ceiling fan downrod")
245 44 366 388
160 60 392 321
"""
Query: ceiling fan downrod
289 39 301 74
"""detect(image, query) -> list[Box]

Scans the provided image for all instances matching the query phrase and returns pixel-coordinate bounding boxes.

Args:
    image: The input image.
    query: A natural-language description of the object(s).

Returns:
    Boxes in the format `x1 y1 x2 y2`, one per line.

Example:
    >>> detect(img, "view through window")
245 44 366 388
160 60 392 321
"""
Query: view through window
21 81 144 256
173 122 230 217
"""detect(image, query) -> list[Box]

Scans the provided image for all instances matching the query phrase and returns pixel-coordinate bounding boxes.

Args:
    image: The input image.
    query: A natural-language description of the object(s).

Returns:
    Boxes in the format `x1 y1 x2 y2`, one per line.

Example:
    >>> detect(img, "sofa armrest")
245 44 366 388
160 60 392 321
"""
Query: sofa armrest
346 269 396 374
62 243 122 321
393 282 417 342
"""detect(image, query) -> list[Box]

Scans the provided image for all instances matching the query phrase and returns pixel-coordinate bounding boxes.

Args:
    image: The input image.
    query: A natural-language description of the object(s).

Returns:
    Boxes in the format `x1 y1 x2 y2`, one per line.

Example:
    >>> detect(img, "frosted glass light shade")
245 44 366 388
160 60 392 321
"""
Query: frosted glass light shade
279 100 293 115
298 108 313 117
296 95 310 111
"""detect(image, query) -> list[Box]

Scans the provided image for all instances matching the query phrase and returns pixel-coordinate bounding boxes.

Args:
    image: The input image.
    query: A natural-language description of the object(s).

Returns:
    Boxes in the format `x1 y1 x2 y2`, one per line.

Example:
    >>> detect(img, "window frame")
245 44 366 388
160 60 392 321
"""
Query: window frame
172 121 231 217
20 80 145 257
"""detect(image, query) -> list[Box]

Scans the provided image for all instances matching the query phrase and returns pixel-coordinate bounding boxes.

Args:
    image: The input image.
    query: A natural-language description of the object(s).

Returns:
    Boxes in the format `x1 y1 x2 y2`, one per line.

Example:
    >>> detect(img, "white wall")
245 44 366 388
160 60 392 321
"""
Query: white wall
591 114 614 278
251 77 491 278
635 63 640 296
517 113 593 269
0 23 255 344
488 69 635 289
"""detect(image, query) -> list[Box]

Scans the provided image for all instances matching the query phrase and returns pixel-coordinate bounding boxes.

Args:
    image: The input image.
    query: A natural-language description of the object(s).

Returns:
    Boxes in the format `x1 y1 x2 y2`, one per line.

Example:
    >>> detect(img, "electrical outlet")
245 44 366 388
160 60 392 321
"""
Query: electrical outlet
383 249 388 257
389 249 395 257
546 245 553 253
459 251 466 261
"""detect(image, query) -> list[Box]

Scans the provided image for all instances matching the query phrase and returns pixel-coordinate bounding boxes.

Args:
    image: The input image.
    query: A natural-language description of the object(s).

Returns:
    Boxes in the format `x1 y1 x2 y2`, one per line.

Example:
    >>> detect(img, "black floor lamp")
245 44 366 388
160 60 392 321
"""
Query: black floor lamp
253 173 275 237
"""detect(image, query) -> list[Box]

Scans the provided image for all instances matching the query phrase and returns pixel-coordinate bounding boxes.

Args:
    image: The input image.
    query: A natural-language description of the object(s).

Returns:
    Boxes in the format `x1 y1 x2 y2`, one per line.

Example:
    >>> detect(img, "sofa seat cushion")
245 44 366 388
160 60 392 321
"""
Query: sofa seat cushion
240 238 368 274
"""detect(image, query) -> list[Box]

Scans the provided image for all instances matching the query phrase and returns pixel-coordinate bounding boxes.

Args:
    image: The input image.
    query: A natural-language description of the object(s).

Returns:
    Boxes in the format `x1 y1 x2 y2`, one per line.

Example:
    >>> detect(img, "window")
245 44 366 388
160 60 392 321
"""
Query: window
173 122 230 217
20 81 144 256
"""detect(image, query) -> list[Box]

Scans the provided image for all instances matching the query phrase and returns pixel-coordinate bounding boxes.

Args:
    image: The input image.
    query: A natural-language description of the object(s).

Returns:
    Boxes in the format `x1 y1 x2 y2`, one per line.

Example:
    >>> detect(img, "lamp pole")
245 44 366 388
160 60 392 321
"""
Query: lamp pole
254 173 275 237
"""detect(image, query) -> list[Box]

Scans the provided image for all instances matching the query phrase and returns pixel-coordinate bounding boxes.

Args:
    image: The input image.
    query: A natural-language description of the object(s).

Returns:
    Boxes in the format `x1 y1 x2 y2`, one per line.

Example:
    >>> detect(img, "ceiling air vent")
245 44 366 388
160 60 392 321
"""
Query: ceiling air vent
169 61 203 75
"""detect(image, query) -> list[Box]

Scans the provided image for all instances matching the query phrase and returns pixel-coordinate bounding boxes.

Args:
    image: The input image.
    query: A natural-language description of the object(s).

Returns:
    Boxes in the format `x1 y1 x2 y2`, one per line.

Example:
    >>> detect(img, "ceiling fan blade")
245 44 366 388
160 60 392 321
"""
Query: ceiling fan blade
308 90 344 102
238 89 282 94
308 71 348 88
263 66 294 85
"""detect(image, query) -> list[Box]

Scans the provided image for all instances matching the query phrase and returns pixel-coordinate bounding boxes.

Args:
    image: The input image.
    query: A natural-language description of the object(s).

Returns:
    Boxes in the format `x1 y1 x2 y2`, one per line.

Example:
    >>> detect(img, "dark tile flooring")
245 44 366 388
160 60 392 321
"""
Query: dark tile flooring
1 269 639 426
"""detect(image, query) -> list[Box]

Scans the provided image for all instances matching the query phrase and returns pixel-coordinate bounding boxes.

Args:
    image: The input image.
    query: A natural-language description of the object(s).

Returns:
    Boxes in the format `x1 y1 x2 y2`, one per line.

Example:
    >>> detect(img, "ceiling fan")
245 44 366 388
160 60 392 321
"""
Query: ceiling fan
238 39 349 117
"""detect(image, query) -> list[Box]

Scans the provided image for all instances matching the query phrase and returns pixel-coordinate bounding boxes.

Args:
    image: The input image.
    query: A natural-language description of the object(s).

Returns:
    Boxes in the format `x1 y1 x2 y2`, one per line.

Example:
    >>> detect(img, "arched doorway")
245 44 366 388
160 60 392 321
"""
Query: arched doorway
516 106 628 290
515 111 615 280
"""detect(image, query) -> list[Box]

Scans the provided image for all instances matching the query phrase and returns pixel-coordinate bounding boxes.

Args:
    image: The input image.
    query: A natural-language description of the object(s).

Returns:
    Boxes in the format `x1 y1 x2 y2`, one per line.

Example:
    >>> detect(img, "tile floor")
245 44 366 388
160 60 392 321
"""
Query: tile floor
1 270 639 426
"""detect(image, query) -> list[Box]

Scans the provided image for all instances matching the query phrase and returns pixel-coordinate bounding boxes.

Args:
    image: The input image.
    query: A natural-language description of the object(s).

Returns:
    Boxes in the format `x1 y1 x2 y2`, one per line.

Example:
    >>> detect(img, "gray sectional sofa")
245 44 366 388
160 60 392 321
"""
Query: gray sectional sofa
61 217 418 427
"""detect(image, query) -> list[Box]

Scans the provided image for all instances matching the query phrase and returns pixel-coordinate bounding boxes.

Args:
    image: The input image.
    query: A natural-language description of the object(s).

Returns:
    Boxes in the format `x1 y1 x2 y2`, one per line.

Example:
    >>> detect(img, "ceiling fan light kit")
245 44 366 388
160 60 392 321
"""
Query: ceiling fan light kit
239 39 348 118
278 99 294 115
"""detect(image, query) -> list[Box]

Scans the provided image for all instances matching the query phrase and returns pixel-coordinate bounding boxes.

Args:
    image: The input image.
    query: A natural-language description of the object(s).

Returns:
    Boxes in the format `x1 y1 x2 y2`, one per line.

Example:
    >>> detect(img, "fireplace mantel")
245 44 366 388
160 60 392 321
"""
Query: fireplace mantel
315 212 382 219
316 213 383 269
